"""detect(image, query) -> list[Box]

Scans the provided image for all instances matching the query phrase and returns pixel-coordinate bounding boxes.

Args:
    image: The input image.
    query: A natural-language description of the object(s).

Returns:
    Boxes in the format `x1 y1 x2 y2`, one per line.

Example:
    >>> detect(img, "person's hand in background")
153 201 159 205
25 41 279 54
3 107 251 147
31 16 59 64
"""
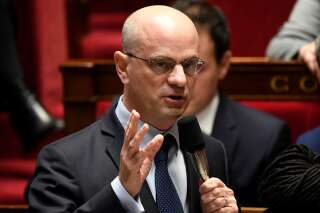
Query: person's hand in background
298 39 320 82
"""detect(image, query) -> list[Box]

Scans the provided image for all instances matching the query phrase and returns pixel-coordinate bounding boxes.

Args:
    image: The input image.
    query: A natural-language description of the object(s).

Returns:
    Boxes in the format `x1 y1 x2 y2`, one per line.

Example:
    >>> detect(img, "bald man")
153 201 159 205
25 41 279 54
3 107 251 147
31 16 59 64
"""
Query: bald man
27 6 238 213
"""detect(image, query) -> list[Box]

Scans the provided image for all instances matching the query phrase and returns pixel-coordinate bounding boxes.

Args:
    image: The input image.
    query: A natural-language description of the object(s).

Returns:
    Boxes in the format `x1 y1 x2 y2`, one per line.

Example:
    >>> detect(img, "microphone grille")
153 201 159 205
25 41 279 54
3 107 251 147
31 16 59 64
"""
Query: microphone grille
178 116 205 152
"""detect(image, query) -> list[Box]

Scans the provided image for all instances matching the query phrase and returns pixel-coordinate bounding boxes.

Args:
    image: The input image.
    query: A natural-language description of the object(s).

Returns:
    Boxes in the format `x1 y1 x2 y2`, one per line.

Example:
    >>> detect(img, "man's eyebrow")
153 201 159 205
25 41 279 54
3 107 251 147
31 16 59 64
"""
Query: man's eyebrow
150 55 199 61
150 55 175 59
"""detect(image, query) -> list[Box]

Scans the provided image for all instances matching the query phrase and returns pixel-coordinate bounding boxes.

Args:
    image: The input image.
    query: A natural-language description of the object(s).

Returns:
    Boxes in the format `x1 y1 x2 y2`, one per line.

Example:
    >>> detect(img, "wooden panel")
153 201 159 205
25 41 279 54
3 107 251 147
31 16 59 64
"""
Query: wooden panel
241 207 267 213
61 59 120 133
222 57 320 100
0 205 28 213
60 57 320 133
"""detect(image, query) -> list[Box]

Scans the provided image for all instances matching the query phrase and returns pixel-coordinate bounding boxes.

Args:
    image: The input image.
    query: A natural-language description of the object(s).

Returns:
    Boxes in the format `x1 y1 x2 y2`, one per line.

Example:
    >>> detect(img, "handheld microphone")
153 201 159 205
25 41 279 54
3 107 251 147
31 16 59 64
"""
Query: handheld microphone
178 116 209 181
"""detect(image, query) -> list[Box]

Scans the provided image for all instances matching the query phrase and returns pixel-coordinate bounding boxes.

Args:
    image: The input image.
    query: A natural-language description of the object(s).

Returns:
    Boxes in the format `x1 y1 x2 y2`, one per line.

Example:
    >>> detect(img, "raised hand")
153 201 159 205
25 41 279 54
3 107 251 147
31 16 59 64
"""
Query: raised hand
200 177 238 213
119 109 164 197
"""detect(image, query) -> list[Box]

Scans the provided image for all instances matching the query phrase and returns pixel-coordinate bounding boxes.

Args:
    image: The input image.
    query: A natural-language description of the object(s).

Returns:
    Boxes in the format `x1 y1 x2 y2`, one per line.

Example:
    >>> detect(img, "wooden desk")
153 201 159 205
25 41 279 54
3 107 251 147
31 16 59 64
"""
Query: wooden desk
0 205 28 213
61 57 319 134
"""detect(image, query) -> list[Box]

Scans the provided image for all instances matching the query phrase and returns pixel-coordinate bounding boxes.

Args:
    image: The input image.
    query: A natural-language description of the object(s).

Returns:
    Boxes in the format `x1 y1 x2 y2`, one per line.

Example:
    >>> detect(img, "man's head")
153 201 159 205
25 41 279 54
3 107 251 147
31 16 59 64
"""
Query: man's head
173 0 232 116
114 5 203 130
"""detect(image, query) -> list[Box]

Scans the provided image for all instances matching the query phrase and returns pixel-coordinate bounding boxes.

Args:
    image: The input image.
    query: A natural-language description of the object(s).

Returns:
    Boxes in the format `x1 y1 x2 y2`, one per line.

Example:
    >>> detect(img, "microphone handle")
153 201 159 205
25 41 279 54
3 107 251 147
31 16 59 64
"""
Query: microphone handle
194 149 209 181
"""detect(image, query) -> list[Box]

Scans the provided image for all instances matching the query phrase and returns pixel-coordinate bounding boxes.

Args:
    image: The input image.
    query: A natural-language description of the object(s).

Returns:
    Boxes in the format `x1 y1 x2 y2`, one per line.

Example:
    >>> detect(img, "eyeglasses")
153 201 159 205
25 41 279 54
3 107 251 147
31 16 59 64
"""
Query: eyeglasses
125 52 205 76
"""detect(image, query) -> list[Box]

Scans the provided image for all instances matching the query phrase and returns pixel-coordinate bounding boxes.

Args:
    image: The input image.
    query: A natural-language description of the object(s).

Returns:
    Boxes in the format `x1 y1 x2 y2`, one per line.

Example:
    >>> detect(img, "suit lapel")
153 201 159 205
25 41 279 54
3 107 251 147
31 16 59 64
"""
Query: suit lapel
101 102 158 212
101 103 124 168
184 151 201 213
212 94 239 163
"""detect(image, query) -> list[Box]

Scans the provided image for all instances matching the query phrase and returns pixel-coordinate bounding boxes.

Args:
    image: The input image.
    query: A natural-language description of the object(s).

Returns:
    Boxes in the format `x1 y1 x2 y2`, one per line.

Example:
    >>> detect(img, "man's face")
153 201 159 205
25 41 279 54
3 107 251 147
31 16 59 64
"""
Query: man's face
184 26 228 116
121 23 199 130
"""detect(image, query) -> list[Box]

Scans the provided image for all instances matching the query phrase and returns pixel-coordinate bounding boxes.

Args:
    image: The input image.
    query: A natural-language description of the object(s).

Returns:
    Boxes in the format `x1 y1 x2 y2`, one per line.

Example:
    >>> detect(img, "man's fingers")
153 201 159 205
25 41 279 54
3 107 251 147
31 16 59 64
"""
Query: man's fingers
201 187 234 205
306 59 318 75
199 177 226 194
299 41 320 76
201 190 238 213
127 124 150 157
143 134 164 159
202 196 225 212
123 110 140 149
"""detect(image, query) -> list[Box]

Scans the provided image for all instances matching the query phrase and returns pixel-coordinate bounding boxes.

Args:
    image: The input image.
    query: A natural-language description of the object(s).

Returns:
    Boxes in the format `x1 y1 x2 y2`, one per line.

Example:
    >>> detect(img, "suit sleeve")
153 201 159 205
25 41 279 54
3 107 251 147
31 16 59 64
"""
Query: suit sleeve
266 0 320 59
27 145 126 213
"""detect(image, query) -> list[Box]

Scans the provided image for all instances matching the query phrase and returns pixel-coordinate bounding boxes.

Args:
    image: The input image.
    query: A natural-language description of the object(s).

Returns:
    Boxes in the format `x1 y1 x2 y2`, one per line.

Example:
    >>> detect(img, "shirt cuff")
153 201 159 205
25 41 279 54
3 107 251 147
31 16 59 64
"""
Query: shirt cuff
111 176 145 213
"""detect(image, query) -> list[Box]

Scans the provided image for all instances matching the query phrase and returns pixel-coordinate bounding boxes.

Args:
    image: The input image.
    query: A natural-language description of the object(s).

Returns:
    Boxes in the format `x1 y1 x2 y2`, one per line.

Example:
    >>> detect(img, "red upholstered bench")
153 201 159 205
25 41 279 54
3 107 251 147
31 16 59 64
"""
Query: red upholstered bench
82 30 122 59
0 112 30 204
81 12 126 58
0 113 63 205
67 0 171 58
240 101 320 143
0 159 35 204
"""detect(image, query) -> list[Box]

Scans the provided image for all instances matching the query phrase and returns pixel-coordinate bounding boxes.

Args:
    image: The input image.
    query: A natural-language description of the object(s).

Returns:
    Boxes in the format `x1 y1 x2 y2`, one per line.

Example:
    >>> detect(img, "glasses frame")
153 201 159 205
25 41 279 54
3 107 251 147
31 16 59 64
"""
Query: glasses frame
125 52 205 76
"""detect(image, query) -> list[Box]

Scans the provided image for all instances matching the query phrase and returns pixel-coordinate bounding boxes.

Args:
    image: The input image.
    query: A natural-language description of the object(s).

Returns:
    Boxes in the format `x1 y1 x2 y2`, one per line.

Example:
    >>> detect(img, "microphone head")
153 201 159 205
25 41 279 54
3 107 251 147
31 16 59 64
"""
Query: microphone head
178 116 205 152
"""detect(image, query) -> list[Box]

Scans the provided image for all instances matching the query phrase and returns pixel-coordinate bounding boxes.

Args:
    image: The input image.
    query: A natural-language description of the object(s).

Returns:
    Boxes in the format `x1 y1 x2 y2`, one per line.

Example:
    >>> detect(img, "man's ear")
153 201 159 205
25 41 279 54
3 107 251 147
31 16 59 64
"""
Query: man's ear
114 51 129 84
218 50 232 80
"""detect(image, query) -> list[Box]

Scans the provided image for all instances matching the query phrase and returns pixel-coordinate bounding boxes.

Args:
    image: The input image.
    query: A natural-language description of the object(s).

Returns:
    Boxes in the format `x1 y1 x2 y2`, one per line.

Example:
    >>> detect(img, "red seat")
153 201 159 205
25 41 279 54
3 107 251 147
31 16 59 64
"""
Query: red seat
0 159 35 204
240 101 320 143
0 177 29 204
81 30 122 58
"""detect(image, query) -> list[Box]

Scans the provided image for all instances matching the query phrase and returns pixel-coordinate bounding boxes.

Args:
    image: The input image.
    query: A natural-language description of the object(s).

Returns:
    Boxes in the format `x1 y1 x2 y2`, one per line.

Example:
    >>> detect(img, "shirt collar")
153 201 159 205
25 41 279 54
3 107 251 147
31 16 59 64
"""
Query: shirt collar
115 95 180 149
196 93 220 135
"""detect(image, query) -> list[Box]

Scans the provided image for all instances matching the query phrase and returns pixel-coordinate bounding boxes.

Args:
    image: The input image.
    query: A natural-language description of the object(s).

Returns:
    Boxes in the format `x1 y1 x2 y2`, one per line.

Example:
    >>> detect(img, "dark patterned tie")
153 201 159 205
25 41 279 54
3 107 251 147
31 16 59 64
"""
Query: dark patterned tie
154 133 184 213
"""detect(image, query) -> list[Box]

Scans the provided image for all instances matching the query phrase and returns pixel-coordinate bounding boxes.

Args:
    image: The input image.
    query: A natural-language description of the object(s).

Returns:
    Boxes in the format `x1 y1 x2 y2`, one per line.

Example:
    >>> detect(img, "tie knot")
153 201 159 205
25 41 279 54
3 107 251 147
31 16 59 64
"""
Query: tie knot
155 133 176 163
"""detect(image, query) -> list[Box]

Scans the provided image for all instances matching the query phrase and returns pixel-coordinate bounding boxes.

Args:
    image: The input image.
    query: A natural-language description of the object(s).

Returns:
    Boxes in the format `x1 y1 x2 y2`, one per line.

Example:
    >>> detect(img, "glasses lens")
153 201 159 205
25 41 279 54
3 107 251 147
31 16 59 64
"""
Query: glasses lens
148 57 176 74
182 58 204 75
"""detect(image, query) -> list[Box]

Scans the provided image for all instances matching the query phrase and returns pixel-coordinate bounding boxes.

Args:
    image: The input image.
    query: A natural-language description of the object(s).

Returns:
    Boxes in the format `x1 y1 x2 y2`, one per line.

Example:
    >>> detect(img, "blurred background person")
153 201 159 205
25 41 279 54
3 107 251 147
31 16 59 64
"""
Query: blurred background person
266 0 320 81
297 126 320 154
266 0 320 158
173 0 291 206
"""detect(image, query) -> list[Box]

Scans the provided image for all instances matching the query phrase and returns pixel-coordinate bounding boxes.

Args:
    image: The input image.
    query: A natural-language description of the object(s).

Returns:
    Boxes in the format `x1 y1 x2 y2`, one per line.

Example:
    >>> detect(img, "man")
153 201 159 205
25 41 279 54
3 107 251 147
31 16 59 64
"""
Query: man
173 0 291 206
27 5 238 213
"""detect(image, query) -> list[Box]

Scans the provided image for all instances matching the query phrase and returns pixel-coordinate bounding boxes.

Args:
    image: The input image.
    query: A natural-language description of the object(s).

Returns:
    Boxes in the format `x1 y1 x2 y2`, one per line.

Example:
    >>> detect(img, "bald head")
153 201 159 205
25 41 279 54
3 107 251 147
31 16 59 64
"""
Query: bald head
122 5 198 53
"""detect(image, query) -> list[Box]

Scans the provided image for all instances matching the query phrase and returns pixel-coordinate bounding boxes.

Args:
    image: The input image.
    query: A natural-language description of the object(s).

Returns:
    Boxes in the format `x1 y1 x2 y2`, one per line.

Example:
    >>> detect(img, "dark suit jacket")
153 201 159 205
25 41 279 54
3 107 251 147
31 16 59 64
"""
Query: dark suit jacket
27 102 229 213
212 94 290 206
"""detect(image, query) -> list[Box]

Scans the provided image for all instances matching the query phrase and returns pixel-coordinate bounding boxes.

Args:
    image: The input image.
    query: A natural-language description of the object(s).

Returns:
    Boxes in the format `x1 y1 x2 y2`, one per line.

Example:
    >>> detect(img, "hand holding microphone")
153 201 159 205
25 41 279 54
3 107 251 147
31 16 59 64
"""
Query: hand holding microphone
178 116 238 213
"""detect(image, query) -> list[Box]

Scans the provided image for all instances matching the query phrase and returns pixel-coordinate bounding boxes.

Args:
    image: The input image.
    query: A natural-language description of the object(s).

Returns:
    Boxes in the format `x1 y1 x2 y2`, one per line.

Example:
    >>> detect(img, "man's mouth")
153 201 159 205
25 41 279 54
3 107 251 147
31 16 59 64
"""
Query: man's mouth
164 95 186 106
169 95 184 100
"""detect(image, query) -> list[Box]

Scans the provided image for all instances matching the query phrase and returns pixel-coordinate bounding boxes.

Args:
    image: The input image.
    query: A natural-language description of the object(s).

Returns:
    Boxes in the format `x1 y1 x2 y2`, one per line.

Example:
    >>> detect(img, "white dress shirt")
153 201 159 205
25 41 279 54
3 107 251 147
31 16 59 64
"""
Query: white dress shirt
111 96 188 213
196 93 220 135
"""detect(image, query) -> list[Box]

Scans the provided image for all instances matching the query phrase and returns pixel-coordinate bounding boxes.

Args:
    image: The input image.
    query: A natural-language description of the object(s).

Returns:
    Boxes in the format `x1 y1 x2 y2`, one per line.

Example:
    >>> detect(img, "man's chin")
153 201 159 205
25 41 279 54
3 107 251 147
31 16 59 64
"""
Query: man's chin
163 107 185 118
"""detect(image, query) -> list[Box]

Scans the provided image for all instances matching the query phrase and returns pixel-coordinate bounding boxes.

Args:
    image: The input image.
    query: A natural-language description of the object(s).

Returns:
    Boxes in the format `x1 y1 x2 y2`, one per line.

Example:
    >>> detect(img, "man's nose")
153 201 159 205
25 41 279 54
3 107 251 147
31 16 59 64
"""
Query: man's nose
167 64 187 87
